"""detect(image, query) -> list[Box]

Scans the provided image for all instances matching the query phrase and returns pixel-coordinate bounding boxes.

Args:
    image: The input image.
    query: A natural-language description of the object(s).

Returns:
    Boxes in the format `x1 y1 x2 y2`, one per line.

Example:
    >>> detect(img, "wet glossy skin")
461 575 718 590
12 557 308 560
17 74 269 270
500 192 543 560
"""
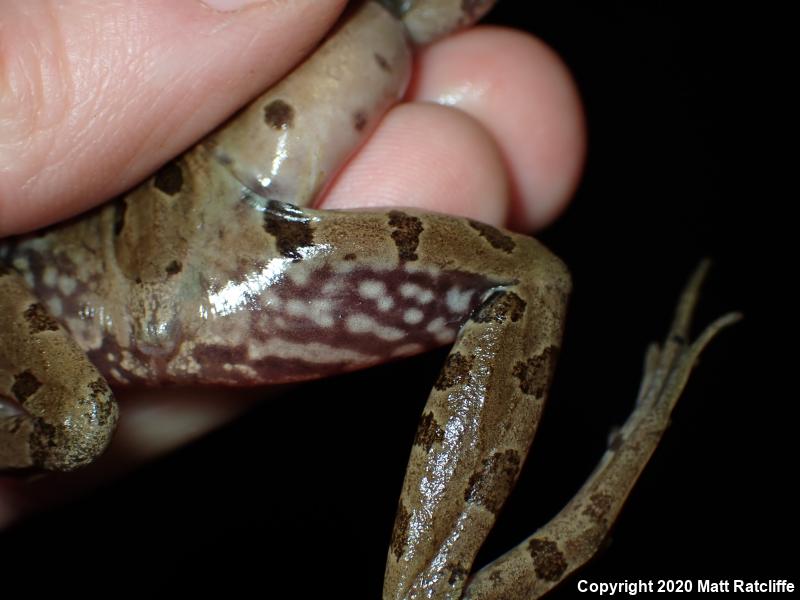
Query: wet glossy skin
0 2 738 598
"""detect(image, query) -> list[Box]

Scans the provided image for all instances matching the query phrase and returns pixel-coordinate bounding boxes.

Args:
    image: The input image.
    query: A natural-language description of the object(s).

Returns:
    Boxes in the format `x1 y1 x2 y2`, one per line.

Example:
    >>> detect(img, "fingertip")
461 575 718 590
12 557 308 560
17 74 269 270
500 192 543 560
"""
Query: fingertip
411 26 586 230
0 0 347 236
321 102 510 226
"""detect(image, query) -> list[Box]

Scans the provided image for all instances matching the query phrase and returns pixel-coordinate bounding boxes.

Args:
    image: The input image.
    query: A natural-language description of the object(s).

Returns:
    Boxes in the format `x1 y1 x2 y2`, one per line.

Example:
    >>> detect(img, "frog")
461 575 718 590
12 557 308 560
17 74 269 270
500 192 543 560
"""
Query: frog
0 1 740 598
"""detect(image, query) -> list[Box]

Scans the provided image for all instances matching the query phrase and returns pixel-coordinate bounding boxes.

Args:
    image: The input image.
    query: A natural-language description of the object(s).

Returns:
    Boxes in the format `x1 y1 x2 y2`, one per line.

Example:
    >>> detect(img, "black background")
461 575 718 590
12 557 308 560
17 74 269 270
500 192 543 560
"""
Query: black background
2 2 791 596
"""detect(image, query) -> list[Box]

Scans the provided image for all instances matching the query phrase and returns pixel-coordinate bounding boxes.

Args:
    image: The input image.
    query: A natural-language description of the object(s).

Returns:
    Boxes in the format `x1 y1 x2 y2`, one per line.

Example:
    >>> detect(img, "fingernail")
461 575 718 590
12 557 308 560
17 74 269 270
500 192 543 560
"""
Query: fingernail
199 0 264 12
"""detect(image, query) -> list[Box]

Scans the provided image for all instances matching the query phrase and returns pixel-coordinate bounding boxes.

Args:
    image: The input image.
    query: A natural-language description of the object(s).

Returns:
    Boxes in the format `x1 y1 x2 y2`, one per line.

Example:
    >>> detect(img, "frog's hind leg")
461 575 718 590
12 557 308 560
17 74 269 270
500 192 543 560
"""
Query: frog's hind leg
0 267 118 472
461 261 741 600
382 227 571 600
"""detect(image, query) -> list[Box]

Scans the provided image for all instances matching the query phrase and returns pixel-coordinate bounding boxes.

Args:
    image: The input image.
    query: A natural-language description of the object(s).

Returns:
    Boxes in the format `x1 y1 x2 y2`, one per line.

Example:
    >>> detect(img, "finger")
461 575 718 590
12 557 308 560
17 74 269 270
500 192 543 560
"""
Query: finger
321 101 510 227
0 0 346 236
409 27 585 230
316 27 585 231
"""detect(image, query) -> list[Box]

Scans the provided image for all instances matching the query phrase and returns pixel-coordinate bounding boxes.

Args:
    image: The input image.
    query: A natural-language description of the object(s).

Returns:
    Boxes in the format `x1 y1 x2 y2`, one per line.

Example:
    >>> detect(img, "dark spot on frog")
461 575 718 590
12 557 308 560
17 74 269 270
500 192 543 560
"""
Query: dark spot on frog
87 378 115 426
583 492 614 524
472 290 526 323
671 333 687 345
414 411 444 452
374 52 391 72
512 345 559 397
31 420 58 462
0 264 11 277
353 110 368 131
464 448 521 514
434 352 473 390
112 196 127 236
153 161 183 195
388 211 423 262
12 370 41 403
447 564 468 587
528 538 568 582
468 220 515 253
88 377 110 398
165 260 182 276
24 303 60 333
390 500 411 560
264 99 294 129
344 253 357 261
489 568 504 583
263 200 314 260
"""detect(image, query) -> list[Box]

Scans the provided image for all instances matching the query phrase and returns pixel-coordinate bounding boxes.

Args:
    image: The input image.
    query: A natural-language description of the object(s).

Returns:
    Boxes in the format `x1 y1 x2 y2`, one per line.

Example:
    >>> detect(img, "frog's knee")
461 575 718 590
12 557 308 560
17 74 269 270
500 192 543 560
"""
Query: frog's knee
520 238 571 299
5 374 119 472
33 379 118 471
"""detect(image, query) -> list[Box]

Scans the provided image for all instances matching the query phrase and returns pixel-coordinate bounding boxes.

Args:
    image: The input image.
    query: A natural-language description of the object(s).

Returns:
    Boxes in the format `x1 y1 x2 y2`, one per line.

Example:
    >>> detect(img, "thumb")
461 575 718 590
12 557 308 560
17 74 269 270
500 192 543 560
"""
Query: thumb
0 0 346 236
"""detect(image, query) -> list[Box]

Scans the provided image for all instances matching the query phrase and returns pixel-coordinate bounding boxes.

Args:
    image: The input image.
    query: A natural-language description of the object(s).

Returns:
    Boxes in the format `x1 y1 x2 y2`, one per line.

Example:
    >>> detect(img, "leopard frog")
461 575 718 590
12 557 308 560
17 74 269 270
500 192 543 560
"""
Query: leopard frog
0 1 738 598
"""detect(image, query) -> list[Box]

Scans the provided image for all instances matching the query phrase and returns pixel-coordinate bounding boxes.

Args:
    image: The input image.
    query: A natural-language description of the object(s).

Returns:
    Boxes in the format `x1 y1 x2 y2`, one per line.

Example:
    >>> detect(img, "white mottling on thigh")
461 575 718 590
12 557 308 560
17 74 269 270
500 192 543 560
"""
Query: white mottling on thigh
399 282 434 304
11 257 29 272
346 313 373 334
417 288 434 304
359 279 386 299
392 343 424 357
333 260 356 274
46 296 63 317
405 263 440 277
400 283 419 298
404 308 424 325
248 337 373 363
286 299 307 317
309 299 335 327
435 328 455 345
427 316 446 333
446 287 474 314
322 280 342 295
119 349 152 379
287 262 312 286
109 368 129 384
346 313 405 341
42 266 57 288
58 275 77 296
260 290 282 309
167 345 201 376
377 296 394 311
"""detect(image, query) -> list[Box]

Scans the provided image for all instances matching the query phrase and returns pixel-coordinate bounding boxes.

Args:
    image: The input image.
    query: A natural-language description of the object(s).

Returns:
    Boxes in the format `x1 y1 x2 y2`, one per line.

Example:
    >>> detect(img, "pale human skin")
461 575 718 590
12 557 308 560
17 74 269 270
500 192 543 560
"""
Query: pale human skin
0 0 584 523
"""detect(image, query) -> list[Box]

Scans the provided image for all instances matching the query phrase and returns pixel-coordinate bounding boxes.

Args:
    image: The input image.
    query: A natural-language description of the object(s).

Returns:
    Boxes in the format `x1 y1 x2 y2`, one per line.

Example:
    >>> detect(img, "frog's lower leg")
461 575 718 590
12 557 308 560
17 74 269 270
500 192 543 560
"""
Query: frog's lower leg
461 261 741 600
0 267 117 472
383 234 571 600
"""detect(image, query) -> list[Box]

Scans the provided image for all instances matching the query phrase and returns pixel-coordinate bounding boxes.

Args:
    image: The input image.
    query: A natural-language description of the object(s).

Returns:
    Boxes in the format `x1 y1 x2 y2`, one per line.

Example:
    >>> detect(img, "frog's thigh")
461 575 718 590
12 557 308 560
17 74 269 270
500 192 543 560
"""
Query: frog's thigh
382 233 570 600
462 263 740 600
0 267 117 471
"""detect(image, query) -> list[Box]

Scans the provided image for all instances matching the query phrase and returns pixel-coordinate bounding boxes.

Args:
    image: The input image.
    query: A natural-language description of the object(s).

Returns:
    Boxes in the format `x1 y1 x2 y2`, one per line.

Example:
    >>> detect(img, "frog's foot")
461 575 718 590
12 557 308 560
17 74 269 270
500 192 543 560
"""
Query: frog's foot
461 260 741 600
0 267 118 472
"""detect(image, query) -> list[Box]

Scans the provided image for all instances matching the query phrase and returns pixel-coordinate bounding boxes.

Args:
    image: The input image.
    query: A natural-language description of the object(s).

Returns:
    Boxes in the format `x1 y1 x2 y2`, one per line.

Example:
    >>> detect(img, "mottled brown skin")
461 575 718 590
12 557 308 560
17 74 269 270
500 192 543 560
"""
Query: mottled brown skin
0 1 739 599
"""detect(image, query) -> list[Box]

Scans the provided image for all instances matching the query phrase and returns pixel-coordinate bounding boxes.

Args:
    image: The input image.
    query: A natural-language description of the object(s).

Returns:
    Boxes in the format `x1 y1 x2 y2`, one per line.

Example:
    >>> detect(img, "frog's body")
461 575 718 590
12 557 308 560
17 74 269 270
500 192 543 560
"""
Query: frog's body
0 2 738 599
